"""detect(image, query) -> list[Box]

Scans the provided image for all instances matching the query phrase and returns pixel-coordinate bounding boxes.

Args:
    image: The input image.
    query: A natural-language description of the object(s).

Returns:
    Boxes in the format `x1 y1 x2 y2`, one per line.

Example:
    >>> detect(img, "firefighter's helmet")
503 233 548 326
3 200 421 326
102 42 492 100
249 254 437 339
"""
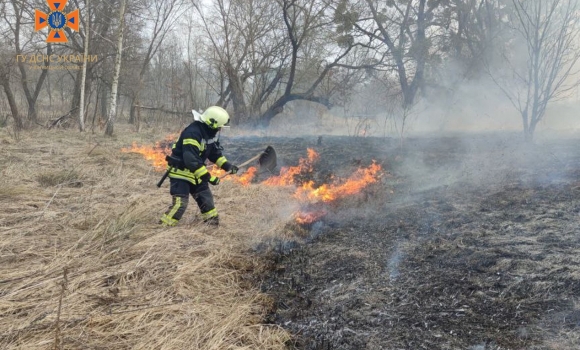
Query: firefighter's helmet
200 106 229 129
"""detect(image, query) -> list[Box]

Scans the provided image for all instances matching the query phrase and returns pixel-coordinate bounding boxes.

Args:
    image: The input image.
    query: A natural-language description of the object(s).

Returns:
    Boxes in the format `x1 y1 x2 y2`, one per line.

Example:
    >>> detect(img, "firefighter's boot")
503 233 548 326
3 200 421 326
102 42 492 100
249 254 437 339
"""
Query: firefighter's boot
204 215 220 226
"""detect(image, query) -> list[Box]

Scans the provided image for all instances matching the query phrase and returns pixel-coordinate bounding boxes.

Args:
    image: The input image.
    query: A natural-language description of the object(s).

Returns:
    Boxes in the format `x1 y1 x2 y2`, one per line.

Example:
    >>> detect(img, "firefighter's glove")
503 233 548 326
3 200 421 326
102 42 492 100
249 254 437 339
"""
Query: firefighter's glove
200 173 219 185
223 162 239 175
209 176 220 186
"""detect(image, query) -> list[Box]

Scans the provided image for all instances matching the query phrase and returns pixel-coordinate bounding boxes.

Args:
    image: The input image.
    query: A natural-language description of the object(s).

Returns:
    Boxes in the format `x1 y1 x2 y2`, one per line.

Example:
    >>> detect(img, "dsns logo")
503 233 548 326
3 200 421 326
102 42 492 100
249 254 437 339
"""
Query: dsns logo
35 0 79 43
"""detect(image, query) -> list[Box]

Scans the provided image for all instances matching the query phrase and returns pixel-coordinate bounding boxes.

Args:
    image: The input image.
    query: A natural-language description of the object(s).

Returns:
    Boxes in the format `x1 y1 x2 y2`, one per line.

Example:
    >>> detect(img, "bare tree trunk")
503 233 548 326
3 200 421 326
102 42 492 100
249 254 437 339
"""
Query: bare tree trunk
226 64 248 122
1 79 22 129
79 0 90 132
105 0 127 136
46 72 53 107
11 0 52 122
100 82 109 122
11 0 56 122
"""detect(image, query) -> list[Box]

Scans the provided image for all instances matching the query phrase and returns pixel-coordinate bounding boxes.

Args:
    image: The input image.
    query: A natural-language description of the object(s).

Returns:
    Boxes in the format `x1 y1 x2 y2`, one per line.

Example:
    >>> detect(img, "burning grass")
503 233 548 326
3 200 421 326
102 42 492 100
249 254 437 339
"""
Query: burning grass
123 141 386 225
0 126 292 349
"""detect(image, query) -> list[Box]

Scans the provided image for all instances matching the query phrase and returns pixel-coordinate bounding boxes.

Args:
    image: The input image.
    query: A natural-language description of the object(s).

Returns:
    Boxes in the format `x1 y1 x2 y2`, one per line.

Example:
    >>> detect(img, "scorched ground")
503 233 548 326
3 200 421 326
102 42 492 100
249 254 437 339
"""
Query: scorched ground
231 134 580 350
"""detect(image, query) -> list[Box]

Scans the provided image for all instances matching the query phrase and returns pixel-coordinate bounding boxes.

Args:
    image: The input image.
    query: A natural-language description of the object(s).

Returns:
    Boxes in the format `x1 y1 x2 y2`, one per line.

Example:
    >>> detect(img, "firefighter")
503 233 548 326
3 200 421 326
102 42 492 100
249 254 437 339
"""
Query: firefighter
160 106 238 227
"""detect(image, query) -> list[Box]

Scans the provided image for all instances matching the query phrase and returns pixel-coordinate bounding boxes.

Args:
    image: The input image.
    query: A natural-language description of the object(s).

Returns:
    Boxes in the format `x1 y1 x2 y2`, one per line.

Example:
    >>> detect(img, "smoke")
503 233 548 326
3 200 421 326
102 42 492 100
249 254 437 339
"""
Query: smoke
386 243 404 282
234 63 580 139
259 14 580 140
414 71 580 137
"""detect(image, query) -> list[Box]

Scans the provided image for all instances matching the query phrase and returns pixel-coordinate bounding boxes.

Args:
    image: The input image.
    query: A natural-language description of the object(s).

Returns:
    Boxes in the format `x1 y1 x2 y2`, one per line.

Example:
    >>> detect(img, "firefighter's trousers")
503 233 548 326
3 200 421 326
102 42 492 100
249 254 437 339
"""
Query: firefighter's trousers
160 178 217 226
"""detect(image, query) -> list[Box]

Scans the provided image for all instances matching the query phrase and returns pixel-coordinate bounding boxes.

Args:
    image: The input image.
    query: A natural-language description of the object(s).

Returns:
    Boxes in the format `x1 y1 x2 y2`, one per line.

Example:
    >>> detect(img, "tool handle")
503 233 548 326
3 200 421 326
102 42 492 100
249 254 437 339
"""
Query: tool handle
157 169 170 187
219 153 262 179
237 153 261 168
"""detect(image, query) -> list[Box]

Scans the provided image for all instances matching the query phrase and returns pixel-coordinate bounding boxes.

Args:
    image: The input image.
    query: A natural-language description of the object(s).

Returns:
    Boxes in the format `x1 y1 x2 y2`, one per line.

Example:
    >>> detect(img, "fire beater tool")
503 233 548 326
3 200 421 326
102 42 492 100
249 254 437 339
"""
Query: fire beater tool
220 145 277 179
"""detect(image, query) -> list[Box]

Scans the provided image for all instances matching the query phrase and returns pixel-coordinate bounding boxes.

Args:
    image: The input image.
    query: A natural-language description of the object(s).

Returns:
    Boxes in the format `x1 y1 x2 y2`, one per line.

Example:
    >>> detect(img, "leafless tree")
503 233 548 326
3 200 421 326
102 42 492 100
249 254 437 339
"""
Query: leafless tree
6 0 52 122
341 0 446 109
105 0 127 136
78 0 90 131
128 0 188 128
0 2 22 128
193 0 289 124
257 0 375 126
0 54 22 129
438 0 504 77
66 0 120 130
193 0 376 126
491 0 580 141
182 17 202 109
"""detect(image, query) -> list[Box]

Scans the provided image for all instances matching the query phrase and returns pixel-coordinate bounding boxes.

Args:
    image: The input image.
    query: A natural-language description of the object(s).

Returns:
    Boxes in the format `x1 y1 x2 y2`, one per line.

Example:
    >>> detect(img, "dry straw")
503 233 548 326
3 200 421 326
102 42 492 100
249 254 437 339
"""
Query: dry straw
0 126 295 349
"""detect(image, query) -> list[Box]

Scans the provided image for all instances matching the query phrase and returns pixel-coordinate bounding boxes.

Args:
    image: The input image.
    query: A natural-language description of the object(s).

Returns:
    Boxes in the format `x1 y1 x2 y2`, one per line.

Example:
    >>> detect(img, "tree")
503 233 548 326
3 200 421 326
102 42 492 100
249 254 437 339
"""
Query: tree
333 0 447 145
128 0 187 127
65 0 119 129
0 53 22 129
7 0 52 123
434 0 505 79
193 0 289 124
194 0 373 126
337 0 446 109
491 0 580 141
257 0 372 126
105 0 126 136
0 2 22 128
78 0 90 131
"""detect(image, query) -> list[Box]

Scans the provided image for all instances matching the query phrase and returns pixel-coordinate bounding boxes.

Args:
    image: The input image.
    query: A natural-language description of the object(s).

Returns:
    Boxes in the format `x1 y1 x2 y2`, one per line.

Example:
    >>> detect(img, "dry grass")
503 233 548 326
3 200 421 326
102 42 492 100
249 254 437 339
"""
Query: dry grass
0 126 295 349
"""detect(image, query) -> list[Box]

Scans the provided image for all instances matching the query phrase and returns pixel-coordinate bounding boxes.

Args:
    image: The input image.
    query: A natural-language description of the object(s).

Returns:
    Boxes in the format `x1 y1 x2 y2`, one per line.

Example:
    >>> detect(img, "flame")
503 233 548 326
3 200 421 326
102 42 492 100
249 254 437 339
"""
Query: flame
208 166 257 185
294 162 382 203
212 167 227 177
263 148 319 186
294 209 327 225
263 148 383 224
234 166 257 186
121 134 176 171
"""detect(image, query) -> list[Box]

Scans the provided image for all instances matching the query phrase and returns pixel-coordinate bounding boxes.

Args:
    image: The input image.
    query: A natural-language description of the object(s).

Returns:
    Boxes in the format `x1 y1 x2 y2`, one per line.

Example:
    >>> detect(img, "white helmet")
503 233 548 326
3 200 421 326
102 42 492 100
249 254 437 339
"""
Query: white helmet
200 106 229 129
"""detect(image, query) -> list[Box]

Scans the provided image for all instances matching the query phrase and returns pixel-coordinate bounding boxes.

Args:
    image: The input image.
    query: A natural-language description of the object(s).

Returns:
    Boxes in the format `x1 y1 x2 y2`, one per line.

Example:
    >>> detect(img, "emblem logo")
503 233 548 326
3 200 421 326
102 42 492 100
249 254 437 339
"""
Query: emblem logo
35 0 80 43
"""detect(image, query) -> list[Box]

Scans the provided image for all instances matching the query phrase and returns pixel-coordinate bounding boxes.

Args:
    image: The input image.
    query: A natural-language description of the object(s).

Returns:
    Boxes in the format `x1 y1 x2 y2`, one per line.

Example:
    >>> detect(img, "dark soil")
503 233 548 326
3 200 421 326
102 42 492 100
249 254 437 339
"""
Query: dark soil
223 133 580 350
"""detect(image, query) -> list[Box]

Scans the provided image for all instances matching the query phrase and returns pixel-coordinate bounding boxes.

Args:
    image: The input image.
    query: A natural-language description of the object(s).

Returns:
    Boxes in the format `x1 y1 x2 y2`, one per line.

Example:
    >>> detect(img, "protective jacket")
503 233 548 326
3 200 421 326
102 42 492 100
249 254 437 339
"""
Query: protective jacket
167 121 233 184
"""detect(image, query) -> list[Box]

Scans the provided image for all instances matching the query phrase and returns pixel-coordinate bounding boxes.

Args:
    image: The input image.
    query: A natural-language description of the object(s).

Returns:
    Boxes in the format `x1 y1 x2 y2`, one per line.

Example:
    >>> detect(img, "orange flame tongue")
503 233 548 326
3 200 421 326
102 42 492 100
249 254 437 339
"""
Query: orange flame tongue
233 166 257 186
295 162 382 203
294 209 327 225
263 148 319 186
261 148 383 224
121 135 175 171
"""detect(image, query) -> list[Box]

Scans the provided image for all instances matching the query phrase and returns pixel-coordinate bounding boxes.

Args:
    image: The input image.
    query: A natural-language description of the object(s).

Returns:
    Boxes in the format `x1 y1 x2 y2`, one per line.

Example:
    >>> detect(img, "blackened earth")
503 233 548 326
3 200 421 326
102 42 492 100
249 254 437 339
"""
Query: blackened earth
221 133 580 350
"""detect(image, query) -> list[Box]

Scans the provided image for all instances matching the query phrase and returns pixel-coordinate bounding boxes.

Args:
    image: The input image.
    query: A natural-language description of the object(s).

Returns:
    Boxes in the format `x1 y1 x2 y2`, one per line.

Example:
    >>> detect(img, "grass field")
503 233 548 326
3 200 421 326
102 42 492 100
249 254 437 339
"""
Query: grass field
0 125 295 349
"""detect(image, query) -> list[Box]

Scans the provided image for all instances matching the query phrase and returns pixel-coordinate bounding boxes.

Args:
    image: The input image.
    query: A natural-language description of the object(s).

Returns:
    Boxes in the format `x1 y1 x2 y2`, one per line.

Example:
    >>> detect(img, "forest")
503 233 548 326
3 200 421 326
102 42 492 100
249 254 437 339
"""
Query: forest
1 0 579 139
